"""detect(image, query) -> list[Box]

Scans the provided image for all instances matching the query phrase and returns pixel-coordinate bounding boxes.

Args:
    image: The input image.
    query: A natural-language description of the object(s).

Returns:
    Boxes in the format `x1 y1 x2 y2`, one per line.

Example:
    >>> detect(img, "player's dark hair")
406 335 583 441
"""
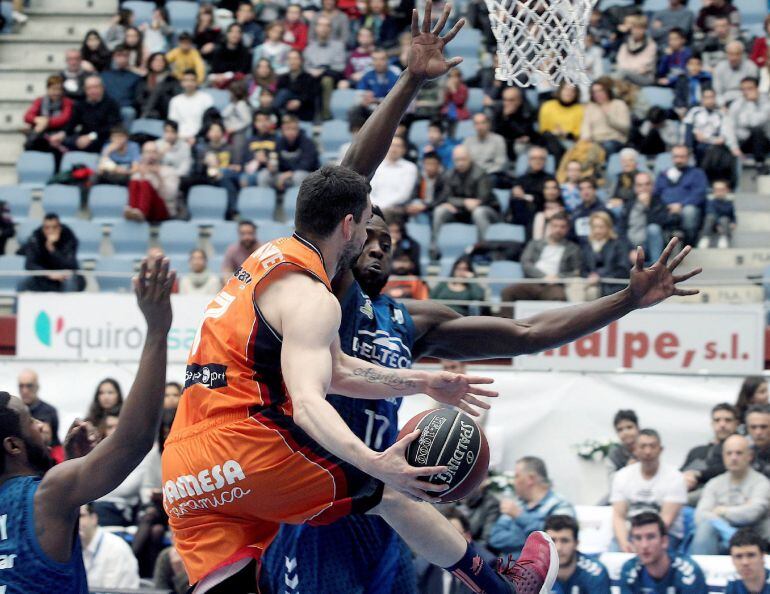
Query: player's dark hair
545 515 579 540
294 165 370 239
444 508 471 534
371 205 385 220
638 428 661 443
729 528 767 553
737 377 769 422
712 402 738 420
87 378 124 426
630 512 666 536
614 409 639 428
0 392 21 474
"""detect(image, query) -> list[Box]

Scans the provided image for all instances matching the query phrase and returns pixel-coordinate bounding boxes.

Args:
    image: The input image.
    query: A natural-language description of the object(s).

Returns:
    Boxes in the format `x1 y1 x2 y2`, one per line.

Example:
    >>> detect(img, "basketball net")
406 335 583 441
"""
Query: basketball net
484 0 596 87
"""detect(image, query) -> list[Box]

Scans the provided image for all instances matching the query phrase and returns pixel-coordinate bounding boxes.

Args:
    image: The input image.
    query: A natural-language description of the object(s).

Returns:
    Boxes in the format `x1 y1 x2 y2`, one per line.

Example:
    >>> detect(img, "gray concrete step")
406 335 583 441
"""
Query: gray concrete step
735 211 770 233
0 37 79 68
22 12 113 39
0 100 29 132
734 193 770 211
28 0 118 14
0 78 46 102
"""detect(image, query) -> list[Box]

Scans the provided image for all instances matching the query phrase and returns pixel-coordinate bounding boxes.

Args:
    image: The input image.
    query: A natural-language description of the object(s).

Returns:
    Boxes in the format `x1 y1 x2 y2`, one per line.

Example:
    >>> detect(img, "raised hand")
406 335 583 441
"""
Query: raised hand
134 256 175 335
408 1 465 81
424 372 497 417
628 237 702 309
63 420 100 460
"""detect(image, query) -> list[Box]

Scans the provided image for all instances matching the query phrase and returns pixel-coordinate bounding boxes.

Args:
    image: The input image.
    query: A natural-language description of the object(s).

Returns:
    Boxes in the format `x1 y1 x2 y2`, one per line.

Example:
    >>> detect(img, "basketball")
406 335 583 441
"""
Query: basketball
398 408 490 503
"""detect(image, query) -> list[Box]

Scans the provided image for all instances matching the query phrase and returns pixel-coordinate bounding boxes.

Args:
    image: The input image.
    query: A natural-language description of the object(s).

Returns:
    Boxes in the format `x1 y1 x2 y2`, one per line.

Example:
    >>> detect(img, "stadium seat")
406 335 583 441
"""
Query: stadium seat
320 120 352 155
493 188 510 213
122 1 154 25
283 186 300 220
484 223 526 243
15 220 40 246
158 220 201 256
453 119 475 141
0 256 26 292
653 152 673 176
466 88 485 114
0 186 32 220
95 257 136 292
188 185 228 222
641 86 674 110
16 151 55 189
201 88 230 112
130 118 165 138
447 27 482 59
167 0 198 33
61 151 99 172
437 223 476 260
41 184 81 219
733 0 766 22
208 221 239 255
89 185 128 222
330 89 362 120
66 220 104 260
256 221 293 242
457 58 480 81
238 187 276 221
486 260 523 300
405 221 431 255
109 220 150 256
515 152 555 176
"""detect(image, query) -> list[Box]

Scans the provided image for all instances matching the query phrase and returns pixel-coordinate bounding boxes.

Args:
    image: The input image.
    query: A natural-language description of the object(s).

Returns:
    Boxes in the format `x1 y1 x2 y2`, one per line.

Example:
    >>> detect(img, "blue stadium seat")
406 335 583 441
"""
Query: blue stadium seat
0 256 26 292
66 220 104 260
95 257 136 292
515 152 555 176
457 58 480 81
405 221 431 254
493 188 510 213
41 184 80 219
130 118 165 138
486 260 523 300
330 89 361 121
61 151 99 172
15 220 40 246
158 220 201 256
201 88 231 112
122 0 155 25
16 151 55 189
466 88 484 114
283 186 300 220
89 185 128 222
733 0 766 21
188 185 228 222
209 221 239 255
653 152 673 176
641 86 674 110
168 254 190 274
409 120 430 147
484 223 526 243
257 221 293 242
447 27 482 59
109 220 150 256
0 186 32 220
453 119 475 141
320 120 352 155
238 187 276 221
167 0 198 33
437 223 476 260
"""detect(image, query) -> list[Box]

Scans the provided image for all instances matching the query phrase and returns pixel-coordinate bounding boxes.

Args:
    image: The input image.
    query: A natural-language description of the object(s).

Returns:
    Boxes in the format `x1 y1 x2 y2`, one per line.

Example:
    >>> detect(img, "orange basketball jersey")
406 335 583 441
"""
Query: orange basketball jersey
173 233 331 430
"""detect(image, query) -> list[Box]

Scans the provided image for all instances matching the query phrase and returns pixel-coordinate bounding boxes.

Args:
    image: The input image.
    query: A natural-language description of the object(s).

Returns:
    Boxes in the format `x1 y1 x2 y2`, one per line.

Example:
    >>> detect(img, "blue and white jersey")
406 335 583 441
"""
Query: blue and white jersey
551 553 611 594
725 569 770 594
326 281 416 451
620 555 708 594
0 475 88 594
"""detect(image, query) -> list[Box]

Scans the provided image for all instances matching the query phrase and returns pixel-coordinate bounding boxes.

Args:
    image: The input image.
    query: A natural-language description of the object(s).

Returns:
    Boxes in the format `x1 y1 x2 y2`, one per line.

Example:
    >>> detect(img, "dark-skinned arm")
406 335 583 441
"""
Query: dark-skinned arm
341 2 463 181
410 240 702 360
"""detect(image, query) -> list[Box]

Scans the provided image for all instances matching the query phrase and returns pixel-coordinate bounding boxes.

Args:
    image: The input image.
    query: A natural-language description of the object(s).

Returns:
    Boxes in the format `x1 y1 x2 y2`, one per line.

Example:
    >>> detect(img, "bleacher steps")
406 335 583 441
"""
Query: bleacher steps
0 37 77 67
28 0 117 14
22 12 112 38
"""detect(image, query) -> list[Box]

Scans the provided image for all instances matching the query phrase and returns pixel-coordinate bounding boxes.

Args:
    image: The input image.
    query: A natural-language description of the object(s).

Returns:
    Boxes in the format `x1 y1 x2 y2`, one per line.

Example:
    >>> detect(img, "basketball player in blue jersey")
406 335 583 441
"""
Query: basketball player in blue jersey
620 513 707 594
725 529 770 594
0 258 174 594
544 515 610 594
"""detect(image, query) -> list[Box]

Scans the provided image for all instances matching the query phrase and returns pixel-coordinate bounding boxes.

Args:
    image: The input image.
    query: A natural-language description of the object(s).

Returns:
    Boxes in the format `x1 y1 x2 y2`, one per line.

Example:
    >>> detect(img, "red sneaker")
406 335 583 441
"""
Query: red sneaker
498 531 559 594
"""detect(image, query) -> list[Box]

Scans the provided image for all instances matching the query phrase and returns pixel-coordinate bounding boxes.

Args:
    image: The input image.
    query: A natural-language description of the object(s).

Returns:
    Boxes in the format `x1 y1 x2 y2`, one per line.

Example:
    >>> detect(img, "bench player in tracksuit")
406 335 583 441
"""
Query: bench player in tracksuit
620 512 707 594
544 515 610 594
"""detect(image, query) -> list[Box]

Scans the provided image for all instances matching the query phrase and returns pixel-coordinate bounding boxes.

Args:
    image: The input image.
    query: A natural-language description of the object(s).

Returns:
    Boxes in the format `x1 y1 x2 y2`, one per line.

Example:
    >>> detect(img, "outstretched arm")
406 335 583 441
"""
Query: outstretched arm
341 1 464 180
412 238 702 359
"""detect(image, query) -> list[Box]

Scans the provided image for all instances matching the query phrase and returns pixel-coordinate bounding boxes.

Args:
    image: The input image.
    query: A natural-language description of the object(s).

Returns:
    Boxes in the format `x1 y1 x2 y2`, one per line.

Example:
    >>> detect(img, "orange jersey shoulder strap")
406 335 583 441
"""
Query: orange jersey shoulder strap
239 234 332 292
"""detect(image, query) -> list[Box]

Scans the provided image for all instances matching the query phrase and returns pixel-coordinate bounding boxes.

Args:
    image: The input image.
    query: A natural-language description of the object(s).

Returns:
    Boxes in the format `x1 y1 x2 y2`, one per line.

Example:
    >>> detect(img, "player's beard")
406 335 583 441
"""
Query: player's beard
338 238 364 273
25 437 54 475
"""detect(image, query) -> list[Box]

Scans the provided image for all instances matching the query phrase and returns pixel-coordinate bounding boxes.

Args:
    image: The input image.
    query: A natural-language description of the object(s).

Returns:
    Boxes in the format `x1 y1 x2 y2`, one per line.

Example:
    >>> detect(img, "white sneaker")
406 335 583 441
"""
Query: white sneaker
717 235 729 249
697 236 710 249
12 10 28 24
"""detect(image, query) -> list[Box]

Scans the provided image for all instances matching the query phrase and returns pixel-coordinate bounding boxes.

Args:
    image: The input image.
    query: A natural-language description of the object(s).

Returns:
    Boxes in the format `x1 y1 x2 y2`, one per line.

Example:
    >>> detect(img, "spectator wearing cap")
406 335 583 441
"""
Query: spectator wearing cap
59 49 89 102
304 15 347 121
462 113 509 188
97 126 141 186
64 75 122 153
101 44 142 126
725 77 770 175
168 70 215 141
369 136 418 212
166 32 207 84
275 50 317 121
492 86 538 161
616 15 658 87
653 144 708 245
650 0 694 46
581 77 631 155
489 456 575 557
222 220 260 278
19 213 83 292
713 41 759 106
23 75 73 168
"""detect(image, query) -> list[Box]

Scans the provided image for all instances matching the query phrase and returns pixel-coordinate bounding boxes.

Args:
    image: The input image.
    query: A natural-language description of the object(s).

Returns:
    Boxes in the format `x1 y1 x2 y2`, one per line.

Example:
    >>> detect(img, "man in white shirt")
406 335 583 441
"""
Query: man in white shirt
462 113 509 187
369 136 418 211
610 428 688 552
167 70 214 142
79 504 140 589
725 77 770 174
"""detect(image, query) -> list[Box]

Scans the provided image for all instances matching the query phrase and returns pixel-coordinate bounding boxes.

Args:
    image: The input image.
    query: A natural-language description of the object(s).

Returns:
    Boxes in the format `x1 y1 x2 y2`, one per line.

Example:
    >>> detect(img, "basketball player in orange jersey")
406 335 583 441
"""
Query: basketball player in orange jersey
162 6 566 594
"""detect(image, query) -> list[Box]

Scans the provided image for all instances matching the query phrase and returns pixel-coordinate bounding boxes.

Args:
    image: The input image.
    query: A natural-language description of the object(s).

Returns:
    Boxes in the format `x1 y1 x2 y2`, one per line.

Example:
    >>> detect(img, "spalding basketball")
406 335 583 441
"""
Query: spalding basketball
398 408 489 503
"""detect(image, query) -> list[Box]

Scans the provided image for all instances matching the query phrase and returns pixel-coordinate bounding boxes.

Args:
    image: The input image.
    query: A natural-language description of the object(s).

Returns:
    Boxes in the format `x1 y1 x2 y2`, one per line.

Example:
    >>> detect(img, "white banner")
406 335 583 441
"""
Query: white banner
514 302 766 375
16 294 212 363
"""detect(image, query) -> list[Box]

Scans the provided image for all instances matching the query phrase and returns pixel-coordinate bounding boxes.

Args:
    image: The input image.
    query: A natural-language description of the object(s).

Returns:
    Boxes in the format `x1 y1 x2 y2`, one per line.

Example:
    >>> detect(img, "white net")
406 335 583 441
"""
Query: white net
484 0 596 87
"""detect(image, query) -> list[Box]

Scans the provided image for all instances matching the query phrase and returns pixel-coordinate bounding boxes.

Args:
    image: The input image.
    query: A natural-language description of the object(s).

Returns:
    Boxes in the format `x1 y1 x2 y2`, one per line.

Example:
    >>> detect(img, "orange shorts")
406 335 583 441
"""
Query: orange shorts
161 408 384 586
